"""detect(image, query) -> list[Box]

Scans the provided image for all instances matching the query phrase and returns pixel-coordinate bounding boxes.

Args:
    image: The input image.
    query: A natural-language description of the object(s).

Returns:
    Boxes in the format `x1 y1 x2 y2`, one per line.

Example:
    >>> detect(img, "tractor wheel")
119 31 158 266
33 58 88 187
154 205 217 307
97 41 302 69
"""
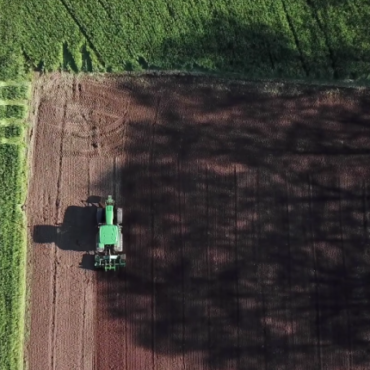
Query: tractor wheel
114 232 123 252
95 234 103 253
116 207 123 225
96 208 103 224
96 242 104 253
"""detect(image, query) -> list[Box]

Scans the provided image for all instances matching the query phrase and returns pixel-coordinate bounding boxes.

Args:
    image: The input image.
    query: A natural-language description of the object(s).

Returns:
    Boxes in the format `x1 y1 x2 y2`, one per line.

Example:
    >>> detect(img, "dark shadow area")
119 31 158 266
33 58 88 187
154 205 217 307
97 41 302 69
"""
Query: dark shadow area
145 11 369 80
62 42 78 73
79 253 96 270
89 77 370 369
86 195 102 205
81 43 93 72
33 204 97 253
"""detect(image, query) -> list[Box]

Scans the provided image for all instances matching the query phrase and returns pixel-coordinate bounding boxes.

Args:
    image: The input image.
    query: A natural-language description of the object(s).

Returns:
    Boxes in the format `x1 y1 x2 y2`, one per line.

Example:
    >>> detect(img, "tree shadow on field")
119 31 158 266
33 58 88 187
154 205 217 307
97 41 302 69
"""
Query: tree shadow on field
147 11 370 81
94 76 370 370
33 197 104 269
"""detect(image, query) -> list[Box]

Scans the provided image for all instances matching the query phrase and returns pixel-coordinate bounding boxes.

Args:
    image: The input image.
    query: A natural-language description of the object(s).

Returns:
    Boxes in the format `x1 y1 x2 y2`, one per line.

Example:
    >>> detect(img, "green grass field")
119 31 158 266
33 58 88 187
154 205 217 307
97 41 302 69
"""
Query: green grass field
0 83 29 370
1 0 370 80
0 2 31 366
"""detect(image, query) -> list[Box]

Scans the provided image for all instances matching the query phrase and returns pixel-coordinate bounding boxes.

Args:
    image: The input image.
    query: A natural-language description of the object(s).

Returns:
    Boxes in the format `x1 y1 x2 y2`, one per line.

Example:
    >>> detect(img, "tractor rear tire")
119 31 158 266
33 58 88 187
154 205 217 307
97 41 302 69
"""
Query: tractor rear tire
114 232 123 252
96 208 103 224
116 207 123 225
96 244 104 253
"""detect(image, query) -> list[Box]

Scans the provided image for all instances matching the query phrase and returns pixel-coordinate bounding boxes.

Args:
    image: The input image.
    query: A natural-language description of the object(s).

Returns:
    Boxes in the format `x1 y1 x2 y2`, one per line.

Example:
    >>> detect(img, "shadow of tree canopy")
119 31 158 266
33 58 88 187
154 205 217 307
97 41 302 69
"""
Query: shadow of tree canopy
141 10 370 81
93 76 370 370
157 21 304 79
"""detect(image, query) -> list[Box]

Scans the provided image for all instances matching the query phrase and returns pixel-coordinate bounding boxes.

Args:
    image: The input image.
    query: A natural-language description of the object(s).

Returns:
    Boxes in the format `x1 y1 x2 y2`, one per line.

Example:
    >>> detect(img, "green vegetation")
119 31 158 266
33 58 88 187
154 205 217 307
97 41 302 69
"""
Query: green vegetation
0 106 26 120
0 143 27 370
0 86 28 101
0 2 28 370
0 0 366 80
0 125 24 140
0 3 29 364
0 82 28 370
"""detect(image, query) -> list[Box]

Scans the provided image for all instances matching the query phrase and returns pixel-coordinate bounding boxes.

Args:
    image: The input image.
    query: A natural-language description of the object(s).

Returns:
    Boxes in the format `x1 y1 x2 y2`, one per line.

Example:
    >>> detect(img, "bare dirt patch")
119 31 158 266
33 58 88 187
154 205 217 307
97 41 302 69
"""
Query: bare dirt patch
26 72 370 370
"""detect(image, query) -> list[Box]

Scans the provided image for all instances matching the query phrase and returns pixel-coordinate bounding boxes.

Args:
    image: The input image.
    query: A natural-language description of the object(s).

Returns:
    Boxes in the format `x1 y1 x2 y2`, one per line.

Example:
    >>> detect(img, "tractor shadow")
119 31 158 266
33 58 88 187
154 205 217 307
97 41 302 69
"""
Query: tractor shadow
33 198 103 269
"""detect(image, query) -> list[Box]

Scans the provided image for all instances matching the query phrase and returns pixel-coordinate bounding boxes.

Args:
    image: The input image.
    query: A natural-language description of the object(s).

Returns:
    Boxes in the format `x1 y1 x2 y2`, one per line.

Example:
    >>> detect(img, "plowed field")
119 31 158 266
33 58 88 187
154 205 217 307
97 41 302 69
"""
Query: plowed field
26 73 370 370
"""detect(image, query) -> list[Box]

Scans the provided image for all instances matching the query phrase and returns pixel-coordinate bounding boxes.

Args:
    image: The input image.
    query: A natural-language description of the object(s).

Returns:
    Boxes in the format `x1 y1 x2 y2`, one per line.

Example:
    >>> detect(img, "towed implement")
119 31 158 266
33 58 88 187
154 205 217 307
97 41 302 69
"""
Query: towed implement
95 195 126 271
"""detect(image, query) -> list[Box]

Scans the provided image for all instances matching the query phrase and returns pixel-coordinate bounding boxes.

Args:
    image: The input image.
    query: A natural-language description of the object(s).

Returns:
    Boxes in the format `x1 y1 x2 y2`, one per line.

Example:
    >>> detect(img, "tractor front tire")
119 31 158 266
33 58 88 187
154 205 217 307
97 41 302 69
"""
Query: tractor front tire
116 207 123 225
114 232 123 252
96 242 104 253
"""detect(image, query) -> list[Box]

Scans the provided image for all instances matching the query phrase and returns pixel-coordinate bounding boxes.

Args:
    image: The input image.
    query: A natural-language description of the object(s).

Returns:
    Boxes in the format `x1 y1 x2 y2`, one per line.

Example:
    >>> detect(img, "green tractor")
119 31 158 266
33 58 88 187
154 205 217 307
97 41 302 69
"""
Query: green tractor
94 195 126 271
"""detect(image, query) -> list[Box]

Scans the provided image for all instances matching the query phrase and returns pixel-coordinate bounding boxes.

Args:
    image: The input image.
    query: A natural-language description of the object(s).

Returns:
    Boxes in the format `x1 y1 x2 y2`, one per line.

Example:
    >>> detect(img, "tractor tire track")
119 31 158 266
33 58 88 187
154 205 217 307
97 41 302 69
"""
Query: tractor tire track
338 176 353 370
176 156 186 370
50 80 68 370
233 166 241 369
284 175 297 370
149 96 161 370
205 165 212 364
308 175 323 370
256 170 268 370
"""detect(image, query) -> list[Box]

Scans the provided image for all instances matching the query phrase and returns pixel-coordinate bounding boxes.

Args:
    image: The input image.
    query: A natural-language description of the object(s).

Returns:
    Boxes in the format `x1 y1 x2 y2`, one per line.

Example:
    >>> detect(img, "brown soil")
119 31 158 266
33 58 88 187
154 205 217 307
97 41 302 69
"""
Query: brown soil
26 72 370 370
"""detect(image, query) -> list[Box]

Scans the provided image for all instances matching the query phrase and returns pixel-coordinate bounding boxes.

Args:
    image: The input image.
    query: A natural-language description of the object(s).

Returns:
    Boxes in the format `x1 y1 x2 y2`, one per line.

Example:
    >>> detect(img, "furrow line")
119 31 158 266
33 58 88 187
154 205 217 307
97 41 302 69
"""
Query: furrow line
149 97 160 370
80 286 86 370
233 165 240 368
256 170 268 370
51 86 67 370
338 176 353 370
113 156 117 200
285 174 296 369
308 175 322 370
205 165 212 358
125 267 128 370
177 156 186 370
363 181 370 248
179 161 185 369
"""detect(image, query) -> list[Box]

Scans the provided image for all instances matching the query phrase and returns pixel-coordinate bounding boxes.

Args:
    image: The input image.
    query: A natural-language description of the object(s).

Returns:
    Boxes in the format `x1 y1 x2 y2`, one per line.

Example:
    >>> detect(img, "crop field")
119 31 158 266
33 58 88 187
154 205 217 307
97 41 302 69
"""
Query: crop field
0 0 369 80
0 3 32 367
25 73 370 370
0 82 29 370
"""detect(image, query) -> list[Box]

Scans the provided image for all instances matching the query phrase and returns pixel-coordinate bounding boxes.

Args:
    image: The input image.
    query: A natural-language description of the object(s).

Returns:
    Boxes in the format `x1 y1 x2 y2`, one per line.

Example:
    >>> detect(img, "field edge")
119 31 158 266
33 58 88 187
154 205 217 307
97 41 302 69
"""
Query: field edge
22 74 42 370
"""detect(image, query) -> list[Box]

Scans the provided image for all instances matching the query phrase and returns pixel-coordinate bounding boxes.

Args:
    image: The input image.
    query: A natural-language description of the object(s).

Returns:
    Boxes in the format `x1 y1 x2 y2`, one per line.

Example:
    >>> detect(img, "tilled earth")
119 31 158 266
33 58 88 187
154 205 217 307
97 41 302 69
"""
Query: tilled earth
26 73 370 370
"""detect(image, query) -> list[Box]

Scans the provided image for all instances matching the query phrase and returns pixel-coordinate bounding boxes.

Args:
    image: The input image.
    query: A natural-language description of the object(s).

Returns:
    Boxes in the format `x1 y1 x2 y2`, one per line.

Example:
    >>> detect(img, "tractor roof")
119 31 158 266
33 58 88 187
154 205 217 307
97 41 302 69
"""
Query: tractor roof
99 224 118 245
